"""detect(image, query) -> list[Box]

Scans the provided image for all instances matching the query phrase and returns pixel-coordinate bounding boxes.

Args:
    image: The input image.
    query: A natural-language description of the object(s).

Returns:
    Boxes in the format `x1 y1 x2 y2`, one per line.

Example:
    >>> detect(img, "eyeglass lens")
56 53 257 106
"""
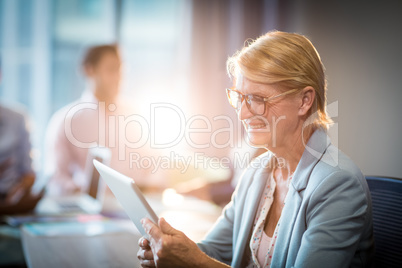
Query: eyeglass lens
228 90 265 115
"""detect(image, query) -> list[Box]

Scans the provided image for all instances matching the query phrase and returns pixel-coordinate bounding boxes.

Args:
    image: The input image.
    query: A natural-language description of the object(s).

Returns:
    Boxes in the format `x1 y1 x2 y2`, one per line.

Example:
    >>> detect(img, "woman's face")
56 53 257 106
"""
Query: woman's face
236 75 301 150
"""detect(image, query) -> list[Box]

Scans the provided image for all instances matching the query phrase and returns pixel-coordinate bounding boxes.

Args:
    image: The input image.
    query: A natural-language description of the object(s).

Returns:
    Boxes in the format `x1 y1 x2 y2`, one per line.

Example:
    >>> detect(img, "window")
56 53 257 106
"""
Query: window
0 0 191 173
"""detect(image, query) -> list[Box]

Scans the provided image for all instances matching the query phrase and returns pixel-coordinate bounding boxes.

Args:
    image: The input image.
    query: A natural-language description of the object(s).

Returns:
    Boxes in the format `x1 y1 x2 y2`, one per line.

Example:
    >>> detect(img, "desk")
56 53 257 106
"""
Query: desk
21 195 222 268
22 226 141 267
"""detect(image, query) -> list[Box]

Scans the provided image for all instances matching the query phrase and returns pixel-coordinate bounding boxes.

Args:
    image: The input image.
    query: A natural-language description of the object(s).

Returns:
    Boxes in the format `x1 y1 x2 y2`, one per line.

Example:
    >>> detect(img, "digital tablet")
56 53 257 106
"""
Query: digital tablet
93 159 158 237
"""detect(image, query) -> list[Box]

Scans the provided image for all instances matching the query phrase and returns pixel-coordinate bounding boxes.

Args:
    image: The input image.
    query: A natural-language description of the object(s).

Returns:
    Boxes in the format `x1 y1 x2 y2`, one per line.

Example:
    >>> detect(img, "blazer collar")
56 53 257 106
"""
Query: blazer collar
234 151 274 266
270 129 331 267
291 129 332 192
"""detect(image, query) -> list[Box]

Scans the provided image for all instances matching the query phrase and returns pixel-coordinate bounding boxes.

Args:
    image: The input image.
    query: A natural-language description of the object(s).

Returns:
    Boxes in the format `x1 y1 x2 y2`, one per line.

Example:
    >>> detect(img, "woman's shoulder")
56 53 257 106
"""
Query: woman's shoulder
307 144 368 197
316 145 363 180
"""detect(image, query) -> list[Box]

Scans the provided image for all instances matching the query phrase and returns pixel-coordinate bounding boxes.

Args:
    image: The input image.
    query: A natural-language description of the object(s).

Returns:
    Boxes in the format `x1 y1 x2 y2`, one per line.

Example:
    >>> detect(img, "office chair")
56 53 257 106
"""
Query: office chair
365 176 402 268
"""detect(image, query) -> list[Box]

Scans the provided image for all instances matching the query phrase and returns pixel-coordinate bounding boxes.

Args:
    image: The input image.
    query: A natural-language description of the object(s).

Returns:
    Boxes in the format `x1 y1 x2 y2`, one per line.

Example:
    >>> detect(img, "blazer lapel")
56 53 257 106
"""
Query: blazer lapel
233 153 273 266
271 129 332 267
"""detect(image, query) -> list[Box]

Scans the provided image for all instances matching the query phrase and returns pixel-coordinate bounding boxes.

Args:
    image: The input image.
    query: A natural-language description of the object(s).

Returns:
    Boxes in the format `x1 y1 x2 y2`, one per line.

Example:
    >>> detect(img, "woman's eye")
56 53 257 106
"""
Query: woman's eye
249 95 264 102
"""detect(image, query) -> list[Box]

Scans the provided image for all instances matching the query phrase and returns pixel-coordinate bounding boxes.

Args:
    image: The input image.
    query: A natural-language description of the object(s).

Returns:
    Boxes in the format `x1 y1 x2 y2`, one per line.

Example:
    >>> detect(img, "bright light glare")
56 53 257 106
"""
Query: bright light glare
85 223 105 236
162 188 184 207
153 104 184 147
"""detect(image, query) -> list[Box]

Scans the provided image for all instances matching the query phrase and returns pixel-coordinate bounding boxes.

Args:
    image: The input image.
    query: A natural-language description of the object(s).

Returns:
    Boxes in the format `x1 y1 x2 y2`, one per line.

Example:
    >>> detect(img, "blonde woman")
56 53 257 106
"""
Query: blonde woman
137 31 374 268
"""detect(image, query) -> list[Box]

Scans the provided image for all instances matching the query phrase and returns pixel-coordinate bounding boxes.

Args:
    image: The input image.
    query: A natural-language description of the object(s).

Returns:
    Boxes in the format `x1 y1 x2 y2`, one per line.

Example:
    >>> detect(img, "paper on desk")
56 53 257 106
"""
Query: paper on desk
21 219 138 237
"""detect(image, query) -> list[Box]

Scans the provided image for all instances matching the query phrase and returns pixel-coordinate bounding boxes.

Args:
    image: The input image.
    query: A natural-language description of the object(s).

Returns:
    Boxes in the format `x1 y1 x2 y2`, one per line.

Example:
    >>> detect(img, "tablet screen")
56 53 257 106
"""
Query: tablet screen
93 160 158 237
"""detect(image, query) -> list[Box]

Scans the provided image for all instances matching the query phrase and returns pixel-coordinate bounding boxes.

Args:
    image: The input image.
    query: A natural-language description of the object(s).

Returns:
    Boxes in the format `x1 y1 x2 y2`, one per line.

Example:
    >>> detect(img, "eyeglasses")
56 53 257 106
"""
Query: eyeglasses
226 87 299 116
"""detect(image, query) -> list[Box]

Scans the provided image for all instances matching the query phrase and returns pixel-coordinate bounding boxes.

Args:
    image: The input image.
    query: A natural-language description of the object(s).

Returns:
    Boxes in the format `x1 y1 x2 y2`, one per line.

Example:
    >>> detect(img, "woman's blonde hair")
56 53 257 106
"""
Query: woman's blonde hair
227 31 333 130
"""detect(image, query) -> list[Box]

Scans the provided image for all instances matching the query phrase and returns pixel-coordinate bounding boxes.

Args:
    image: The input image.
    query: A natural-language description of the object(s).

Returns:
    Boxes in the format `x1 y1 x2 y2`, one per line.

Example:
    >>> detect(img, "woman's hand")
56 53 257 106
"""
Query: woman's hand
137 236 155 267
138 217 209 268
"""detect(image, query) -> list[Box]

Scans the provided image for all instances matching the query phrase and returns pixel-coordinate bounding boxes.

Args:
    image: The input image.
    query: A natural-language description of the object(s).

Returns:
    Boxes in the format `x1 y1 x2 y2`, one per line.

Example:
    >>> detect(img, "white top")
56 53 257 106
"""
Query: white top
44 90 165 195
257 231 272 266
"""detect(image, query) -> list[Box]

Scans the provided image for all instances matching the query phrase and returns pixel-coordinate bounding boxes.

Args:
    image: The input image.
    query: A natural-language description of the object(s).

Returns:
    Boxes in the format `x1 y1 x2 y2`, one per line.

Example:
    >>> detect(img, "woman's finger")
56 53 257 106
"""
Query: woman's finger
137 248 156 268
138 237 150 249
139 259 156 268
141 218 163 246
137 248 154 260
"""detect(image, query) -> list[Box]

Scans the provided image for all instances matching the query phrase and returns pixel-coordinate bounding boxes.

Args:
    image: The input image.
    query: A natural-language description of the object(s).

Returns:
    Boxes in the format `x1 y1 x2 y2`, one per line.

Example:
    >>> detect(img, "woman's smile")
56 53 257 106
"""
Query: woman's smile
243 118 270 133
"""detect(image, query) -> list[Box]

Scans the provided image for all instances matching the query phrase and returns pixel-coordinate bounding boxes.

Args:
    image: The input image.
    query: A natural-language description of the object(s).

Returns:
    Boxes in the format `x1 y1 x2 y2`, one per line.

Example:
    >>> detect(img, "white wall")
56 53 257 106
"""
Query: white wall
290 0 402 177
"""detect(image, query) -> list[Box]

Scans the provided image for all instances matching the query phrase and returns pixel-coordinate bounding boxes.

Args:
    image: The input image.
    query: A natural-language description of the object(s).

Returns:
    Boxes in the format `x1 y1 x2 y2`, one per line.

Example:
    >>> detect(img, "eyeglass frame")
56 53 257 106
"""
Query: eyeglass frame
226 87 300 116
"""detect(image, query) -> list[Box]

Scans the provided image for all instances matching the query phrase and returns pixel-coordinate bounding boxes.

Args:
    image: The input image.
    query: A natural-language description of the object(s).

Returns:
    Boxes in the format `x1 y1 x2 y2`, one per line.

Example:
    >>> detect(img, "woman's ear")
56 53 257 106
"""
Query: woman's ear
298 86 315 116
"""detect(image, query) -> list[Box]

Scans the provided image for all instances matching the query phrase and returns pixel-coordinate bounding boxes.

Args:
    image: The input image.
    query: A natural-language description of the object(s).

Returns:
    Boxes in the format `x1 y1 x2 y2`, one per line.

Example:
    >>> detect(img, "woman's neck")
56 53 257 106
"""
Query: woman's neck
270 125 315 178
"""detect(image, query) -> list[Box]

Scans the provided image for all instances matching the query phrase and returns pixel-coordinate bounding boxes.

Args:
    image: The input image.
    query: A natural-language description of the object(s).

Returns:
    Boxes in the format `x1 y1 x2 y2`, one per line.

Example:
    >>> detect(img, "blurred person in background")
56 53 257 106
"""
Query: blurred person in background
45 44 163 196
0 58 42 215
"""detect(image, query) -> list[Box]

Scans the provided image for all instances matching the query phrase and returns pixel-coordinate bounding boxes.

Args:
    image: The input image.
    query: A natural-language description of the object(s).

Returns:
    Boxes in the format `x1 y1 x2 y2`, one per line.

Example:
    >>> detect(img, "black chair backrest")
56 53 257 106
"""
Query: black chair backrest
365 176 402 268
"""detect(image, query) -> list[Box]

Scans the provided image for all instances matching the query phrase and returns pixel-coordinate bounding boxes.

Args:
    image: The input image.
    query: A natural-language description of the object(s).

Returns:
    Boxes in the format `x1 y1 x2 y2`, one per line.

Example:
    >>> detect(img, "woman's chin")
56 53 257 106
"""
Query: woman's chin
246 133 269 148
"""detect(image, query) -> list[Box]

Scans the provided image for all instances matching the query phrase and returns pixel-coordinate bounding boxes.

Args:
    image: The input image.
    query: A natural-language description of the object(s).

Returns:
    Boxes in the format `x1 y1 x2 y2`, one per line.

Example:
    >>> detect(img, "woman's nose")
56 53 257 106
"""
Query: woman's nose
238 100 253 121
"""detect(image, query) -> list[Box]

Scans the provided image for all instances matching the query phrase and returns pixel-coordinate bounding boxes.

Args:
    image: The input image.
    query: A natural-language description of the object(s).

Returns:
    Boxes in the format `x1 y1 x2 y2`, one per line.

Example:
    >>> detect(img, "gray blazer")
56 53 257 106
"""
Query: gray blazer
198 129 374 267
